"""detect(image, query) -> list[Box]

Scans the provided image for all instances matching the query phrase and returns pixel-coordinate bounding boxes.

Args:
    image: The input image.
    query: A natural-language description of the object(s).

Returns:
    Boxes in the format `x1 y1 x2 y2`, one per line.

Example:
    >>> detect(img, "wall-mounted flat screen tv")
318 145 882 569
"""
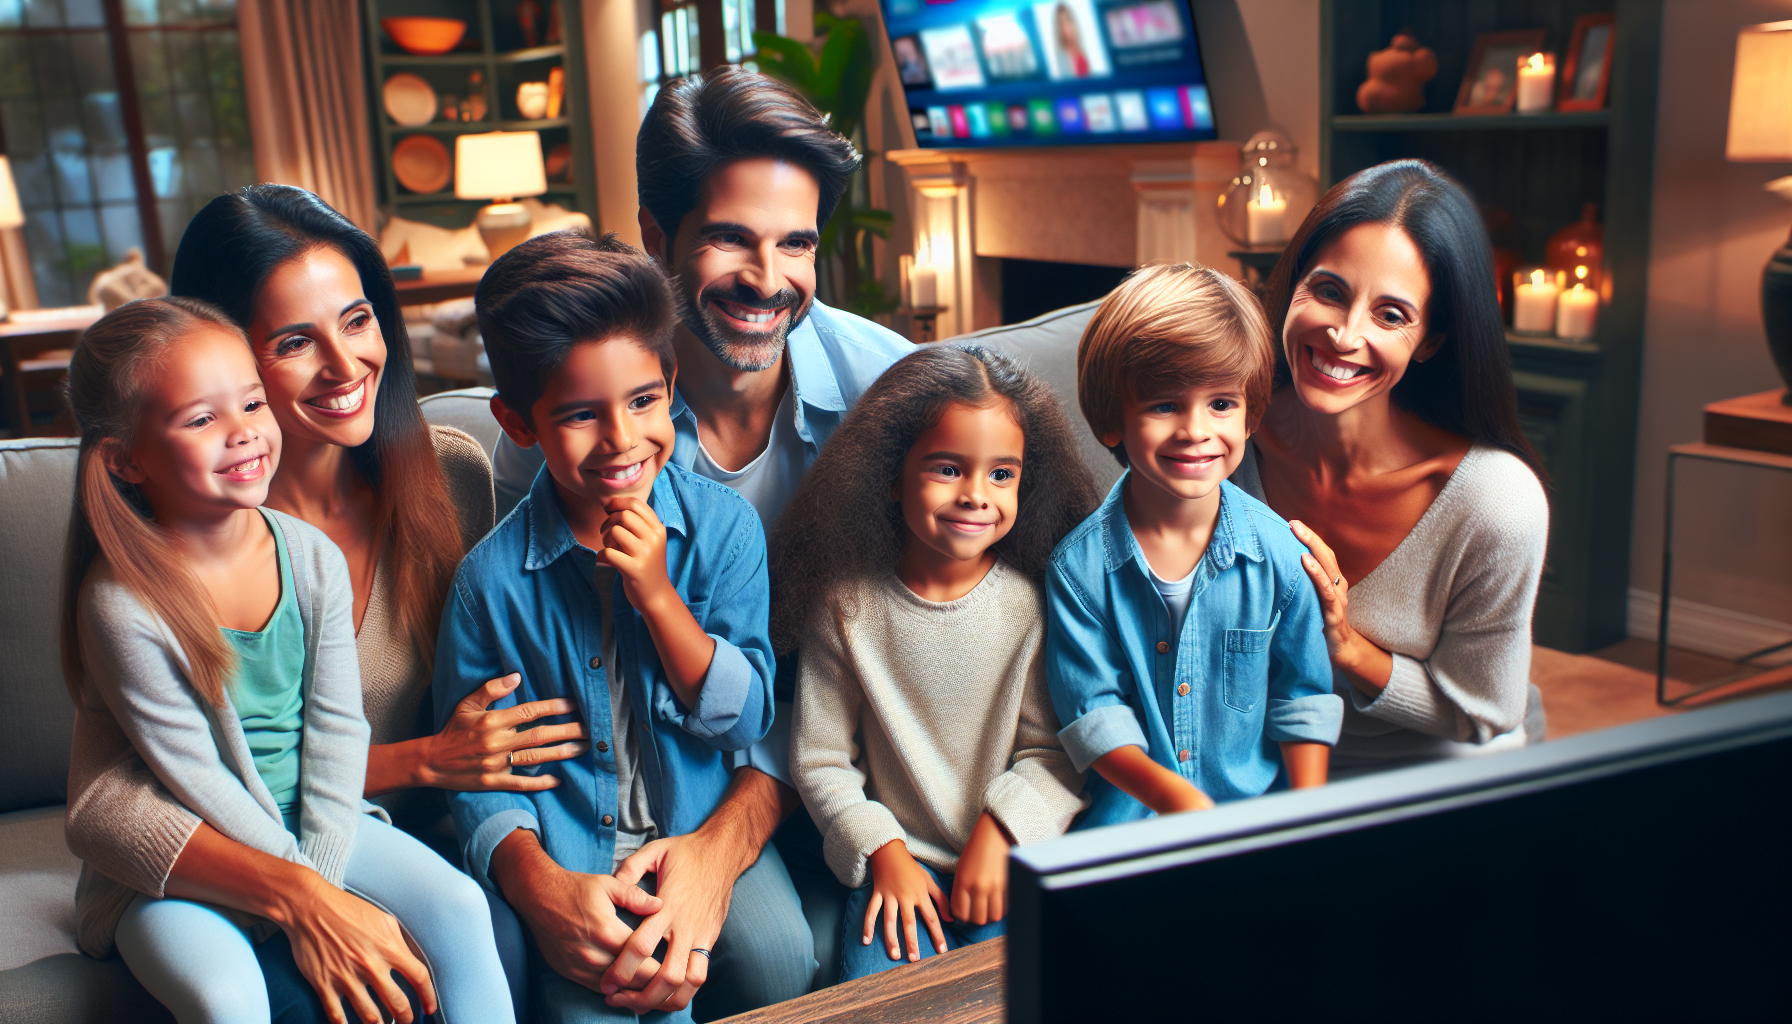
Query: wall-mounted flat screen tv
882 0 1216 148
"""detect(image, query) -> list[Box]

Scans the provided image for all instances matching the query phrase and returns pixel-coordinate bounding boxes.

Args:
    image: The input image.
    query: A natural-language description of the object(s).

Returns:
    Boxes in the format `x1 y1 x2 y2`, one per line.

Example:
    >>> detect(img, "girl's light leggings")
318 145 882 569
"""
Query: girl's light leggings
115 814 516 1024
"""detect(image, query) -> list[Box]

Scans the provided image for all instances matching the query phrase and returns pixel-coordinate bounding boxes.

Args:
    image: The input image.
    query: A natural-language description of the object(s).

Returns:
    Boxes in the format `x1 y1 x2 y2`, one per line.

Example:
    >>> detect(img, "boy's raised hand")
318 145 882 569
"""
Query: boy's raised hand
866 839 952 963
950 811 1012 926
598 497 674 610
596 496 717 709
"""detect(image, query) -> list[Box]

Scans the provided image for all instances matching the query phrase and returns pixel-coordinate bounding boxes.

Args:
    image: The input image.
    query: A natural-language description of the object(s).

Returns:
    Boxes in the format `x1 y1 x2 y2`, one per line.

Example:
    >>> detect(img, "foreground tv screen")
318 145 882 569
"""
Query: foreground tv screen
881 0 1217 148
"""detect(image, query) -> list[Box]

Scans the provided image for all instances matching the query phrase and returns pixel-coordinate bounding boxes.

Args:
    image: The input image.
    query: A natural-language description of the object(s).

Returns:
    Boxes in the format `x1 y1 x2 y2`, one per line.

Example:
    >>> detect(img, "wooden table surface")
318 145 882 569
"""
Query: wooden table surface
392 266 485 306
0 308 102 437
716 939 1003 1024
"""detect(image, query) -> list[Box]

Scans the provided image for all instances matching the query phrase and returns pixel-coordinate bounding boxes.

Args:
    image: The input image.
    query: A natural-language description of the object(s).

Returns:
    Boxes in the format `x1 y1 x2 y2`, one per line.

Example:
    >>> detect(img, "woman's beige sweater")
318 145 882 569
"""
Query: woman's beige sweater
63 426 494 954
791 562 1087 890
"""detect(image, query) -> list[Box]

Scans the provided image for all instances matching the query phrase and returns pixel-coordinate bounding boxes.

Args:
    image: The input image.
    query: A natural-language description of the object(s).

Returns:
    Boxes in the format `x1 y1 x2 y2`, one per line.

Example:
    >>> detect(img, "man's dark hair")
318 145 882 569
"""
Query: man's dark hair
637 65 861 242
476 230 677 419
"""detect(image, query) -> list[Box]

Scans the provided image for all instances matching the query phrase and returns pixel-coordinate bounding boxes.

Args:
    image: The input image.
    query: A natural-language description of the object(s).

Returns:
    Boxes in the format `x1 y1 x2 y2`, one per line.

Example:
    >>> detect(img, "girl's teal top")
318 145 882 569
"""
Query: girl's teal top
221 508 308 830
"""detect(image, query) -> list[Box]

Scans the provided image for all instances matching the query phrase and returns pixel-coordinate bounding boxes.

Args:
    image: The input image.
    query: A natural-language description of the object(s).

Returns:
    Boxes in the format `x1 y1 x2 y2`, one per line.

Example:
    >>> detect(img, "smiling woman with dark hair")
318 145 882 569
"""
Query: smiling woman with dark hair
1238 159 1551 774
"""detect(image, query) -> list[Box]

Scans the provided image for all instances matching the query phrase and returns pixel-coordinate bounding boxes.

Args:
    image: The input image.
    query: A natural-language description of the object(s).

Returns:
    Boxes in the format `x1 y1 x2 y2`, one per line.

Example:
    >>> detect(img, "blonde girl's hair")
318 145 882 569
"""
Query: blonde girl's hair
60 297 251 707
1076 262 1275 464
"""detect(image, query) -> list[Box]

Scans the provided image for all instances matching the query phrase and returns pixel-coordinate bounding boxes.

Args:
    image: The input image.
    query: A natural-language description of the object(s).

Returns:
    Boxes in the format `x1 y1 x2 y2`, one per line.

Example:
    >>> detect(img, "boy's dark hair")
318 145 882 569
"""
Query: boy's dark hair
476 231 677 419
769 343 1101 653
637 65 861 242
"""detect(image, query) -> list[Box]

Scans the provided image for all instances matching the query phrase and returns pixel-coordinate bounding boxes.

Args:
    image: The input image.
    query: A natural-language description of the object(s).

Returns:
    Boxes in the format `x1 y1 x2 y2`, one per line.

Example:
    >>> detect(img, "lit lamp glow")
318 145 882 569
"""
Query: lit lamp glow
1246 182 1286 245
0 156 25 321
454 131 547 261
1516 52 1555 114
1513 268 1559 334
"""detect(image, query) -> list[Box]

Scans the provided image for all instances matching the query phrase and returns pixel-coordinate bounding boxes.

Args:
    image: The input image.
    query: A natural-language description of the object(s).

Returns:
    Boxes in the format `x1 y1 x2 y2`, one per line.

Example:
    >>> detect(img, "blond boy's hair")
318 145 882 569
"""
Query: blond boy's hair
1076 263 1275 463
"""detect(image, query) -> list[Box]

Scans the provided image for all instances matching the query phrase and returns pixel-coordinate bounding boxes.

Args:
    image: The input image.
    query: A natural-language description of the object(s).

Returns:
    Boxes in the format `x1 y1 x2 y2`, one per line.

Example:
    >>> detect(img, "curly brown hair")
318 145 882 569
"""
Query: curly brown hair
770 343 1100 653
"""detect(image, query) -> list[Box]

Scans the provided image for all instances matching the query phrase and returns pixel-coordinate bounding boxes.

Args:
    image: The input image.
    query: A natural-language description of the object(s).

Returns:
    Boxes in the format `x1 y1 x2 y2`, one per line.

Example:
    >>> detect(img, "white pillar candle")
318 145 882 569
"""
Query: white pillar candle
911 265 938 308
1513 269 1559 333
1246 183 1286 245
1516 53 1555 113
1554 283 1598 338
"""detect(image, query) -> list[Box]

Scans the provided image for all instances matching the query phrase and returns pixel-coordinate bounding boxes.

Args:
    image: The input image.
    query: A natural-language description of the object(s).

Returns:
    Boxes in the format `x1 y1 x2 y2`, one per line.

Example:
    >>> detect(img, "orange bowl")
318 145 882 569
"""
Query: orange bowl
381 17 468 56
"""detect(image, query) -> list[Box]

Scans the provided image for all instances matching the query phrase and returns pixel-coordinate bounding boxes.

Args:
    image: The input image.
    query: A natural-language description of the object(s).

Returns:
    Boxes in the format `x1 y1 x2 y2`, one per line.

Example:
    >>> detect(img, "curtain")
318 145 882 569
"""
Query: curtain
237 0 378 233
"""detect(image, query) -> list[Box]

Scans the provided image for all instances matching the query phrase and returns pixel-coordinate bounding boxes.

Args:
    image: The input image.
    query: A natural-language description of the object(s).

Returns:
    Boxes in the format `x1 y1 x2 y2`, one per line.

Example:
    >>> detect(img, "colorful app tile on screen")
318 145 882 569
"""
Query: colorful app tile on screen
892 35 934 88
965 102 992 137
919 25 986 91
975 13 1041 80
1009 104 1034 133
1114 90 1149 131
986 102 1011 136
1146 87 1183 130
910 108 934 140
1103 0 1184 51
948 104 971 137
927 106 953 139
1054 95 1086 132
1032 0 1113 81
1179 84 1213 130
1082 93 1117 133
1028 98 1058 133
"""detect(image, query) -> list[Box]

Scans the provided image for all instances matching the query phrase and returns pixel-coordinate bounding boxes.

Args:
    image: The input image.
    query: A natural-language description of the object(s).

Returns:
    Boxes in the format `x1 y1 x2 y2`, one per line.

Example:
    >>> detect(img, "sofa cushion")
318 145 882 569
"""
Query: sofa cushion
947 301 1122 495
418 387 502 461
0 440 79 814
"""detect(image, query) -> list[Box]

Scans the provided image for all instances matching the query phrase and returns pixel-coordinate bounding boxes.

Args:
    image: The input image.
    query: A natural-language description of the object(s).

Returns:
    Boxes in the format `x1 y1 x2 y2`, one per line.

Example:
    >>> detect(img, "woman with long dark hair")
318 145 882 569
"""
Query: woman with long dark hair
62 186 569 1016
1237 159 1550 772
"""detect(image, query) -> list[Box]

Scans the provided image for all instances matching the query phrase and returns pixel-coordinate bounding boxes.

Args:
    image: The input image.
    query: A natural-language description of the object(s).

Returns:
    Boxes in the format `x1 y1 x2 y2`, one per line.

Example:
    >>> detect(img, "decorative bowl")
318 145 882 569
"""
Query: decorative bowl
381 17 468 56
392 134 453 195
382 73 438 127
516 81 550 120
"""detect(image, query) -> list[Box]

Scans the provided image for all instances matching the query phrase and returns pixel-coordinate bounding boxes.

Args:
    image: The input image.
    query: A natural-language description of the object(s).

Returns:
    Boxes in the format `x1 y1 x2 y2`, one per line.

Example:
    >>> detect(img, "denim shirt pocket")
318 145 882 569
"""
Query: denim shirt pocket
1221 611 1279 713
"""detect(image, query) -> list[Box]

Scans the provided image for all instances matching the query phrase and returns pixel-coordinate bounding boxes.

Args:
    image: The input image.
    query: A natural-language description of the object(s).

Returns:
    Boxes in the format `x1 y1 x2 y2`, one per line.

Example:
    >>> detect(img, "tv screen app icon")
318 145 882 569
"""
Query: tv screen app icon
1145 87 1183 130
1028 98 1058 133
1054 96 1086 133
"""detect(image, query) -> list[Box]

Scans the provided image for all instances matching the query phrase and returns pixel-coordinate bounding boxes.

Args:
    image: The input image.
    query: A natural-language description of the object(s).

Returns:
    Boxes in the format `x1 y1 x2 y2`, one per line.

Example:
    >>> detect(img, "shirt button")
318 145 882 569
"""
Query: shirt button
602 814 614 827
1156 641 1170 654
589 655 603 669
1178 749 1191 762
595 740 609 753
1178 683 1191 696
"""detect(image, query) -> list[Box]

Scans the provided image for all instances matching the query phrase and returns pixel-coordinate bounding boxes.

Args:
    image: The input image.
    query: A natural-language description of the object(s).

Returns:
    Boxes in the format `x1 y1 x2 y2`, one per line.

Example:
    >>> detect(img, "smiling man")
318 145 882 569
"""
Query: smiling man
489 67 912 1018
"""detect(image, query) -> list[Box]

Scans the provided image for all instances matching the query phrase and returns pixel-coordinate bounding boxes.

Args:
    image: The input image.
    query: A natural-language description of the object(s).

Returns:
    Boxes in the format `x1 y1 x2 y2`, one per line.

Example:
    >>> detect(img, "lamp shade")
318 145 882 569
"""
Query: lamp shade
454 131 547 200
1727 20 1792 161
0 157 24 230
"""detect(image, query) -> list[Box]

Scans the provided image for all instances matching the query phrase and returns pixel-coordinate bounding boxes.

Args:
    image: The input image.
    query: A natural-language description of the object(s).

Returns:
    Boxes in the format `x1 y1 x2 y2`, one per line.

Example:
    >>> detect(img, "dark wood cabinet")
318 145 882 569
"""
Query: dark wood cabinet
1320 0 1661 652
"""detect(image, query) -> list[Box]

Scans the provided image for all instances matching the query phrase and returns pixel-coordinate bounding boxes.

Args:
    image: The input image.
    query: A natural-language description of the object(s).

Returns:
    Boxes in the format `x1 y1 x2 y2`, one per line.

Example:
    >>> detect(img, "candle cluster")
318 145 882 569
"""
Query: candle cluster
1513 267 1600 339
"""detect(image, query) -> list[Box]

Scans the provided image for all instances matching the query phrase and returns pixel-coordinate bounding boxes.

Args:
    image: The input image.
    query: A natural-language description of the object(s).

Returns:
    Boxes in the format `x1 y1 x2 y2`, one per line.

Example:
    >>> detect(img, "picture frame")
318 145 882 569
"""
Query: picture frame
1558 12 1616 112
1453 28 1548 116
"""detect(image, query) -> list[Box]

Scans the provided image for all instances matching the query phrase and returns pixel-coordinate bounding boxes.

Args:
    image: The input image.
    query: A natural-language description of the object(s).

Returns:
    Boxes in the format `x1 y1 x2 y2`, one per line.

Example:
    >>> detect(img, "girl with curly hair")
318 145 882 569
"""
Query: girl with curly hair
776 343 1097 981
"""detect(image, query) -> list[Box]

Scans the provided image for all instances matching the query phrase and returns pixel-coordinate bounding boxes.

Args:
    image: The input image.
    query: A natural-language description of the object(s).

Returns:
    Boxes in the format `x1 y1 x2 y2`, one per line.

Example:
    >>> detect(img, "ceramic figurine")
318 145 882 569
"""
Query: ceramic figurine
1357 32 1437 114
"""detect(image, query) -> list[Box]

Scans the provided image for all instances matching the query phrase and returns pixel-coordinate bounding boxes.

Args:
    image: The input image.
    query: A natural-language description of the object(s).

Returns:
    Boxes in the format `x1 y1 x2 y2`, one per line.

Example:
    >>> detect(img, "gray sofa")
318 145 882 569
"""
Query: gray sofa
0 299 1102 1022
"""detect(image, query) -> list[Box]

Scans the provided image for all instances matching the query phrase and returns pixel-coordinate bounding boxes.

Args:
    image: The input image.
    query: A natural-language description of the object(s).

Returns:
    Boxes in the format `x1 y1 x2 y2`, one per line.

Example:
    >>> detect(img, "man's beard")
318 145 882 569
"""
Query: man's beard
675 274 810 373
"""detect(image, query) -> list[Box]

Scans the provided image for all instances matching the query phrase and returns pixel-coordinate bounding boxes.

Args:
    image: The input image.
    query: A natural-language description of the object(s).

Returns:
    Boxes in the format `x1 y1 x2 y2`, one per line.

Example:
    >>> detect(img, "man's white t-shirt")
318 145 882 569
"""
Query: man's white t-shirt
687 383 806 786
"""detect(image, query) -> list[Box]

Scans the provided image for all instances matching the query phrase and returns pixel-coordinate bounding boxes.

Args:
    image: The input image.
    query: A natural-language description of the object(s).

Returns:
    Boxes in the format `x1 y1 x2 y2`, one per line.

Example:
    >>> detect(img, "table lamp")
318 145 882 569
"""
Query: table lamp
1727 20 1792 401
455 131 547 261
0 156 25 320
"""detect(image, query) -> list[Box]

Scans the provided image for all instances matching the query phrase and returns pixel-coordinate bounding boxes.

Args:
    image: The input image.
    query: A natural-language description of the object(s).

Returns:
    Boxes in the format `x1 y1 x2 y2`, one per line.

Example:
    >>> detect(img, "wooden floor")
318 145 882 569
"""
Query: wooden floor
717 939 1002 1024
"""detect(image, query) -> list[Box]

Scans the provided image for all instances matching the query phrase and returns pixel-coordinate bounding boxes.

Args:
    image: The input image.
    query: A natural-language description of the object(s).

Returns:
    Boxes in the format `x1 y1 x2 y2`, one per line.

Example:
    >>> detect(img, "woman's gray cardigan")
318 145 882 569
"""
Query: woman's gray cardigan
66 507 379 956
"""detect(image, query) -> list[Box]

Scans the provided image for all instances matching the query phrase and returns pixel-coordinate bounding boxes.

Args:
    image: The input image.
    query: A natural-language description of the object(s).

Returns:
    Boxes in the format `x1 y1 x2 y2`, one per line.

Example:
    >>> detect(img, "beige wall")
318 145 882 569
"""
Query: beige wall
1628 0 1792 643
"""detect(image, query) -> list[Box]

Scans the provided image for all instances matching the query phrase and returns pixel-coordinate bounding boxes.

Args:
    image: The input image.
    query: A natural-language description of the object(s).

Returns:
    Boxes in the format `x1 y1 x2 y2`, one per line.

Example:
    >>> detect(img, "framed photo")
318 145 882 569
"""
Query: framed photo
1558 12 1616 111
1453 28 1548 115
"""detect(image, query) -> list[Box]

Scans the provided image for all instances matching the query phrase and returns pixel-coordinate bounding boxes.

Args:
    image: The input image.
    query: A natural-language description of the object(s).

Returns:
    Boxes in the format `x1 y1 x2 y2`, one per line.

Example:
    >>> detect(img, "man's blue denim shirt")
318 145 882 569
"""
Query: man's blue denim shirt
433 461 775 887
1046 475 1343 829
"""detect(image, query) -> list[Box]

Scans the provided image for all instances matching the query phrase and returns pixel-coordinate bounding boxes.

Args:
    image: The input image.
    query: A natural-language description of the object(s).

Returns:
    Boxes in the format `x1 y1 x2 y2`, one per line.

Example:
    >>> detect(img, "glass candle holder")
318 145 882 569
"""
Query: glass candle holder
1216 130 1318 248
1512 266 1560 334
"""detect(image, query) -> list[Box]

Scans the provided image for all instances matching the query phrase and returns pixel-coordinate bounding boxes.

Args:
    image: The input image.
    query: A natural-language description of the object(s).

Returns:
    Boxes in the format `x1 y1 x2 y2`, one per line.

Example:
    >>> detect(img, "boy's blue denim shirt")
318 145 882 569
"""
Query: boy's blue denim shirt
1046 474 1343 829
432 461 775 888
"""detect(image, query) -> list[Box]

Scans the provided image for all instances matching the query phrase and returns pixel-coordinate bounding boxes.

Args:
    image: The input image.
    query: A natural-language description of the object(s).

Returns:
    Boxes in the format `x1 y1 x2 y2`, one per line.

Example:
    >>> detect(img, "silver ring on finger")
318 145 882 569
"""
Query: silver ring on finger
1332 575 1343 588
690 948 711 960
507 750 515 767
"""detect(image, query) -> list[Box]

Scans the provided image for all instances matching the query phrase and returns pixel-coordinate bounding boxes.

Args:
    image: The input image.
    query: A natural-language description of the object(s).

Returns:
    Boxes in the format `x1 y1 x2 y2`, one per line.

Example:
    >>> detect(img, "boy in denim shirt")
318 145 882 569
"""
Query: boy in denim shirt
433 232 774 1021
1046 263 1342 829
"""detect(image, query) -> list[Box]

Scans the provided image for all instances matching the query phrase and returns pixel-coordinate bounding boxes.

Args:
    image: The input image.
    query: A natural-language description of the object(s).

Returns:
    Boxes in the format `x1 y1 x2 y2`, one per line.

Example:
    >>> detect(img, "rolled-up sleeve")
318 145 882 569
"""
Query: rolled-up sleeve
659 517 773 751
433 579 539 890
1046 560 1148 773
1265 576 1343 745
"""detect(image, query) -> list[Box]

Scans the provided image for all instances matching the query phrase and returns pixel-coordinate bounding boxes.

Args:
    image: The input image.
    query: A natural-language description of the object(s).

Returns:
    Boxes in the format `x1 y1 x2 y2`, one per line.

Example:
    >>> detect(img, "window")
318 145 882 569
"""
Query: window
0 0 251 308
